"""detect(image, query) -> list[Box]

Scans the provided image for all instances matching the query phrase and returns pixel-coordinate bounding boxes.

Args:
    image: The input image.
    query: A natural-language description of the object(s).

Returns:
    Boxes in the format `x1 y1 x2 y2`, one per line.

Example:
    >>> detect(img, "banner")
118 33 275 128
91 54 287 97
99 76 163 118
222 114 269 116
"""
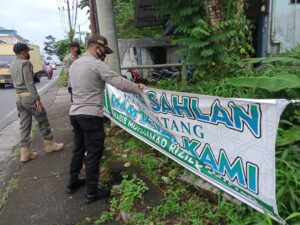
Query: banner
104 85 289 223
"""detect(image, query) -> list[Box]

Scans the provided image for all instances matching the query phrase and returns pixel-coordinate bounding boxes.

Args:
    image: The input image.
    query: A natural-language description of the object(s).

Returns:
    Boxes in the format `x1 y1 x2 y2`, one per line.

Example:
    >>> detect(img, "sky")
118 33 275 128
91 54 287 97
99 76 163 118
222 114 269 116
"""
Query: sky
1 0 89 56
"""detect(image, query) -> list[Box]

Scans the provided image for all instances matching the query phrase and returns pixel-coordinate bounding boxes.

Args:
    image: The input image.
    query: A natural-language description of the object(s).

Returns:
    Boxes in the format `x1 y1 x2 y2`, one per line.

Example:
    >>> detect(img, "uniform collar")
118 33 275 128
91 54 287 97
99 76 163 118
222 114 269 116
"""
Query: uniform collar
83 52 97 59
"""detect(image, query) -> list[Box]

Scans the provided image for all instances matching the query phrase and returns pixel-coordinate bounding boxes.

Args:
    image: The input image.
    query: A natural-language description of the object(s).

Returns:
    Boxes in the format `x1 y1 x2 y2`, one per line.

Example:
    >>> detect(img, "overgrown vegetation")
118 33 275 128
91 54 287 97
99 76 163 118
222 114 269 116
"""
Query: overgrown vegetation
59 69 68 87
152 1 300 224
157 0 253 77
114 0 162 38
85 127 299 225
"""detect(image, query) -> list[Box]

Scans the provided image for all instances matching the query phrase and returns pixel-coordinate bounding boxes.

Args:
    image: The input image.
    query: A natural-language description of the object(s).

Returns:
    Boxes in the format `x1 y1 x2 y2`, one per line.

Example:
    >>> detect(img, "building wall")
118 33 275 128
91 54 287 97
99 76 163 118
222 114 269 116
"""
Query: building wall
119 38 179 79
0 35 29 44
0 36 18 44
268 0 300 54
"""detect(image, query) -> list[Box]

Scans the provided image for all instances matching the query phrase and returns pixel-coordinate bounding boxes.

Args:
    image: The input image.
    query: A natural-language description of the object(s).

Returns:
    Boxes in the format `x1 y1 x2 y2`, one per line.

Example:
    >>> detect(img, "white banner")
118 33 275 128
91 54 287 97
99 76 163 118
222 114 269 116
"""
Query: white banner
104 85 289 223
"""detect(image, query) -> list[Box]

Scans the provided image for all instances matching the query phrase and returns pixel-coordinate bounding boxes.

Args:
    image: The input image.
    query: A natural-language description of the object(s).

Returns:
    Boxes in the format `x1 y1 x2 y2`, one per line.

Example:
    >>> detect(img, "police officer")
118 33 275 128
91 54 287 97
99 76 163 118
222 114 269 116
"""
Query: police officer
67 36 144 203
63 42 81 99
10 43 64 163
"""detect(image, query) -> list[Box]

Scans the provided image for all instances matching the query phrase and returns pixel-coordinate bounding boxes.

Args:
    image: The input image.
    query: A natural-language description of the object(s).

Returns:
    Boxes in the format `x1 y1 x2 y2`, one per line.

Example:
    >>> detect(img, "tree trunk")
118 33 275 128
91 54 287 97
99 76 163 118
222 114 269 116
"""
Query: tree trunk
204 0 222 26
89 0 97 36
236 0 244 17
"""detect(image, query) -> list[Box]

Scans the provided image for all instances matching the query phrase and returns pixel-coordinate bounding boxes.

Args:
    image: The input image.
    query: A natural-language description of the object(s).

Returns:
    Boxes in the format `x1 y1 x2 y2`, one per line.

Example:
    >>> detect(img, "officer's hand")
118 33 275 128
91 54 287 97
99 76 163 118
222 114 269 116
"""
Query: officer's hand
35 100 43 113
138 83 145 91
68 87 72 94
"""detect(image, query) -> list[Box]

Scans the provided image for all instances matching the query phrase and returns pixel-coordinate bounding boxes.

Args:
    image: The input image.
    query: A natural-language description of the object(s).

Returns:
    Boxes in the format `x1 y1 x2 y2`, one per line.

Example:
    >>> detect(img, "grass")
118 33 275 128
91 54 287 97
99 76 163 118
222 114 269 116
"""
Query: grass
0 173 19 211
59 69 68 88
88 126 297 225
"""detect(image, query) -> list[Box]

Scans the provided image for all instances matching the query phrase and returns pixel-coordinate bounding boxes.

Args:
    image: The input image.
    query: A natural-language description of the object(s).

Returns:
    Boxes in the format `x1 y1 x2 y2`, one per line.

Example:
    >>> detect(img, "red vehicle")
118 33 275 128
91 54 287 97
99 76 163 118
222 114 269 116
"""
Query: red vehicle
129 68 142 83
44 65 53 79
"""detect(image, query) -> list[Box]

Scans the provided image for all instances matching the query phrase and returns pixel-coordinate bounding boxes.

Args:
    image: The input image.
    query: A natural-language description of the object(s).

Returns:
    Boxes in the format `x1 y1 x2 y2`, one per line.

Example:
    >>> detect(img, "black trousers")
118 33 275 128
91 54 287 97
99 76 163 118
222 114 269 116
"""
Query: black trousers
69 115 105 195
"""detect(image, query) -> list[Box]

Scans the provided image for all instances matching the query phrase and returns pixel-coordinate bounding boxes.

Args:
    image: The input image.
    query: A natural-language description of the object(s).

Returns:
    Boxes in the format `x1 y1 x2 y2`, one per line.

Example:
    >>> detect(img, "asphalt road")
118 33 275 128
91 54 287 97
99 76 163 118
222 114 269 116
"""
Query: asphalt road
0 67 61 131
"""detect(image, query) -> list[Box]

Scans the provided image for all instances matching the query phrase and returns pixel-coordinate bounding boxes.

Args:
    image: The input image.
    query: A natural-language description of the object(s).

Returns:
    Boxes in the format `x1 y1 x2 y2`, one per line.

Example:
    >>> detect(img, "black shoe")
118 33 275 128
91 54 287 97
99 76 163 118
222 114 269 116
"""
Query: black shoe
66 177 86 194
84 187 111 204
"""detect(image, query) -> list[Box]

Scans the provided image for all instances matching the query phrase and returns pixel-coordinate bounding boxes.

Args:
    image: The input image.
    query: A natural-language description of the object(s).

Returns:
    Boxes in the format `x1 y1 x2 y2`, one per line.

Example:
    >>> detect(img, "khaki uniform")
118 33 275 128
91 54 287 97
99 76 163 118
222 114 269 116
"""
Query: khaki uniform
63 54 79 87
10 59 53 148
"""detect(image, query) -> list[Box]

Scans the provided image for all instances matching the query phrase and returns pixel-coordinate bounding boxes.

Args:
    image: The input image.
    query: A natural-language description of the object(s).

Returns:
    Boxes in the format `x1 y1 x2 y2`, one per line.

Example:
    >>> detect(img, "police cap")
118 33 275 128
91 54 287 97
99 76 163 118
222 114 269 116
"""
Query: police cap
87 35 113 54
13 43 31 54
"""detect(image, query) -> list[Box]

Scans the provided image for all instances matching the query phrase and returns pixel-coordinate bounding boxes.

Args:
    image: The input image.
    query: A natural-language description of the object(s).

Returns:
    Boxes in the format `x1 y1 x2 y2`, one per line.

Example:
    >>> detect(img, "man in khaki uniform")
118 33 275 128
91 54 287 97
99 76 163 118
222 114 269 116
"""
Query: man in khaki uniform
63 42 81 98
10 43 64 163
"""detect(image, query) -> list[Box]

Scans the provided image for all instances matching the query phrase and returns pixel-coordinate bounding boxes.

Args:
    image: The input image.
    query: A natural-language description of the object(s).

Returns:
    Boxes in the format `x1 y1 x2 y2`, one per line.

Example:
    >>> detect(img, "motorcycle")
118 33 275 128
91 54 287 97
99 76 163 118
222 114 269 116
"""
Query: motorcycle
147 67 180 82
45 66 53 79
128 68 142 83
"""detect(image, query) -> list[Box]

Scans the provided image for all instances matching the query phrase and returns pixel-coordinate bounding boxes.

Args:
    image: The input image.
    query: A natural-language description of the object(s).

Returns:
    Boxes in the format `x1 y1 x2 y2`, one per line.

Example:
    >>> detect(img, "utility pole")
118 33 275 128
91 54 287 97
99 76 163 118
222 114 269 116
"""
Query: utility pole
66 0 73 41
89 0 97 36
95 0 121 127
78 24 82 43
95 0 121 74
66 0 72 32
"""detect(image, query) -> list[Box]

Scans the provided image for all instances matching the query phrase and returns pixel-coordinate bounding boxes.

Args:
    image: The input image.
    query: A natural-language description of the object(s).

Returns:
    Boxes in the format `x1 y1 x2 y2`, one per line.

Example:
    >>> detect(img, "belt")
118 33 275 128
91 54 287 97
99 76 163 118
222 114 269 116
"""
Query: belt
17 92 31 97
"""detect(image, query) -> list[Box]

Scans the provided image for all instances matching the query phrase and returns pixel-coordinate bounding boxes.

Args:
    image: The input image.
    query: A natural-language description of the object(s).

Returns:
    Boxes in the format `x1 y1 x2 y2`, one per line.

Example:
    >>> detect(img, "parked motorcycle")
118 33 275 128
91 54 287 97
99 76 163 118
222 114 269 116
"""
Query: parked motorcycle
147 67 180 82
128 68 142 83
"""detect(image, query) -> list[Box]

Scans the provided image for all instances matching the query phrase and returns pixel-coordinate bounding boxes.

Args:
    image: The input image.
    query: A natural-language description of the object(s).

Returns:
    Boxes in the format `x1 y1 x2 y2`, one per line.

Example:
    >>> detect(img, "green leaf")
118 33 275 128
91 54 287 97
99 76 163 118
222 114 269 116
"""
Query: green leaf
191 27 210 36
200 49 214 57
286 212 300 220
277 126 300 147
227 75 300 92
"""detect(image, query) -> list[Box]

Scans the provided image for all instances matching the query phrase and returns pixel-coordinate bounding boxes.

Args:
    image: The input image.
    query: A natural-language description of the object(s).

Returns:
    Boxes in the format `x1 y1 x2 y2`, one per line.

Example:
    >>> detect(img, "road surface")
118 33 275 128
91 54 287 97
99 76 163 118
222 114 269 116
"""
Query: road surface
0 68 61 131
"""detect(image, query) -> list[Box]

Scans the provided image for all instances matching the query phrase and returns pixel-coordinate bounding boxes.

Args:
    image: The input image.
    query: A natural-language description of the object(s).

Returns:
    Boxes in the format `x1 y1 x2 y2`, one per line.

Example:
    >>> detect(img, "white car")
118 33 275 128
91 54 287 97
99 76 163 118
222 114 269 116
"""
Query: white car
50 63 56 70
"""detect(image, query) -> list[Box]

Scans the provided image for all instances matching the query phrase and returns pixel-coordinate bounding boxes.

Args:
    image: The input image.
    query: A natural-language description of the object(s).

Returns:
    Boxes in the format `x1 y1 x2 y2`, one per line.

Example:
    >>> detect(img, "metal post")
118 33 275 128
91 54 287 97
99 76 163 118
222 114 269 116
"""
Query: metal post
66 0 73 41
78 25 82 43
95 0 121 74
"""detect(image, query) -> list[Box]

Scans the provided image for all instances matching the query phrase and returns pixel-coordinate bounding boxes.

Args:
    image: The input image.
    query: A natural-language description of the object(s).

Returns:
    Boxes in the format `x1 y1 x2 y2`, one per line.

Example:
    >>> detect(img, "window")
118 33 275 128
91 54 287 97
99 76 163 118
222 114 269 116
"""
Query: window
0 55 16 68
291 0 300 3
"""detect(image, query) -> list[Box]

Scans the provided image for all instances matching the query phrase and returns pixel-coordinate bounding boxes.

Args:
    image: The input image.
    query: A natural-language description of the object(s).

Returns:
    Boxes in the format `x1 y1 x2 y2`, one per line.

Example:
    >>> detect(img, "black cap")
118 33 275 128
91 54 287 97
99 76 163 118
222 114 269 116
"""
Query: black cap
88 35 113 54
69 42 80 48
13 43 31 54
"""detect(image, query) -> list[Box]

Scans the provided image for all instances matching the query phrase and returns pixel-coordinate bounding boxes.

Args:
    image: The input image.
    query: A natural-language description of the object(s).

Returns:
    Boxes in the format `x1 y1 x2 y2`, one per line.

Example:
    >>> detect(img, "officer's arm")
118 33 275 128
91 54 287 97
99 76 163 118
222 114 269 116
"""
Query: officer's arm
97 63 140 93
22 61 40 101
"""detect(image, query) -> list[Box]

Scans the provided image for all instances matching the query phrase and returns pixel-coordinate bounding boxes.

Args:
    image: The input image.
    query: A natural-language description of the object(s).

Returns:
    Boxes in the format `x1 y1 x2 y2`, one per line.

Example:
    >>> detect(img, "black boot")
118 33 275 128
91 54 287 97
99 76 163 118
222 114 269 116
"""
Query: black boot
66 176 86 194
84 187 111 204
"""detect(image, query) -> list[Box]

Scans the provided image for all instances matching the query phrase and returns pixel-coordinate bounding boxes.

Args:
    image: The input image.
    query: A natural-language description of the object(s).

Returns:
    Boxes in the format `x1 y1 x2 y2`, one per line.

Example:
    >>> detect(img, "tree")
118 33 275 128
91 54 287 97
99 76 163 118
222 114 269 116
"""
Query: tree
157 0 253 77
68 29 75 43
79 0 89 11
204 0 222 26
43 35 57 59
54 39 70 61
